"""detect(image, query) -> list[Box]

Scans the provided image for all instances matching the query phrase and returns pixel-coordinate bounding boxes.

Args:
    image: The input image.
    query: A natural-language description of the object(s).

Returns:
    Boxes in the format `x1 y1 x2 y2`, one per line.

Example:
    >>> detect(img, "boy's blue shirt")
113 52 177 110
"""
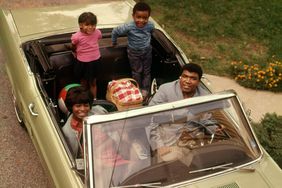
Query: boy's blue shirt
112 21 155 50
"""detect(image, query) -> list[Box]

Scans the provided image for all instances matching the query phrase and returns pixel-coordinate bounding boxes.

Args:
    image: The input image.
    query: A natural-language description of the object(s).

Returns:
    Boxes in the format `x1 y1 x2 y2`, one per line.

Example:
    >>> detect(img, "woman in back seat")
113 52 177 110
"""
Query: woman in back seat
62 86 107 158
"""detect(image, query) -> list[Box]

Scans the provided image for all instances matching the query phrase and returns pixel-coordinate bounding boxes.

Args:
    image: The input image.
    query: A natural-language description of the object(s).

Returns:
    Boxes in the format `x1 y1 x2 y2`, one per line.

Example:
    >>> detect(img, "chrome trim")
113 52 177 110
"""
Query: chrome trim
28 103 39 116
12 95 23 123
85 90 236 125
85 123 94 188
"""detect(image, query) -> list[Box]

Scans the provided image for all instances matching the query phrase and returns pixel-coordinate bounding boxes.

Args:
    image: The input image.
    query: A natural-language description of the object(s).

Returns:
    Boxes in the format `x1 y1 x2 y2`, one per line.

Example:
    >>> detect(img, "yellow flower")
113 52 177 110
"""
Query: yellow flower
258 71 265 75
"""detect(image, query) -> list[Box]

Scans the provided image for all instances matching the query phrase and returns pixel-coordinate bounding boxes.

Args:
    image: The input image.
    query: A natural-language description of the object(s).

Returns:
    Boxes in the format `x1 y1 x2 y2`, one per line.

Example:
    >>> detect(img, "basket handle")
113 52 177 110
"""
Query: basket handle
113 78 139 88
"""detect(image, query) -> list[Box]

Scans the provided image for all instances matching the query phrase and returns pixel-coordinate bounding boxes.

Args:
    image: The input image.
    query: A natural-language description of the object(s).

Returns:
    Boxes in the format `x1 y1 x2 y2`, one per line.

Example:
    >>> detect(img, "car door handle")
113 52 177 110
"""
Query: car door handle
28 103 39 117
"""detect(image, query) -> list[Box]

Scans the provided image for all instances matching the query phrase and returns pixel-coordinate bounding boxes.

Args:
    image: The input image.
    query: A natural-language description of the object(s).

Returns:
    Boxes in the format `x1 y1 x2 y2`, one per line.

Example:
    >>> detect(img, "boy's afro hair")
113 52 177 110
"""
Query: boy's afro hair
133 2 151 15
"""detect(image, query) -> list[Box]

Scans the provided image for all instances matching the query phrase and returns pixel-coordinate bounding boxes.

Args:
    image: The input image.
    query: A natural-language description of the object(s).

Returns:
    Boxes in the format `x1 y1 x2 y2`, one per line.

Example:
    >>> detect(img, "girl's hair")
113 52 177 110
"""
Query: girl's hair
133 2 151 16
65 86 93 112
78 12 97 25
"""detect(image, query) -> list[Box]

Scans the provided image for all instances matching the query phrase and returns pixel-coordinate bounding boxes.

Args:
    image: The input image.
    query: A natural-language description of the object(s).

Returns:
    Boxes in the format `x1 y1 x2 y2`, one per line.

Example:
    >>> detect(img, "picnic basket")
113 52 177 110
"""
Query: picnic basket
106 78 143 111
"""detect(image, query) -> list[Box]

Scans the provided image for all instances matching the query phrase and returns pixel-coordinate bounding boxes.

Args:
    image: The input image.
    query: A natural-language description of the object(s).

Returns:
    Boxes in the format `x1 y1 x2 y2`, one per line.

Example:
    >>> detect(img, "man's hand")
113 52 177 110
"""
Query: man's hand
157 146 171 157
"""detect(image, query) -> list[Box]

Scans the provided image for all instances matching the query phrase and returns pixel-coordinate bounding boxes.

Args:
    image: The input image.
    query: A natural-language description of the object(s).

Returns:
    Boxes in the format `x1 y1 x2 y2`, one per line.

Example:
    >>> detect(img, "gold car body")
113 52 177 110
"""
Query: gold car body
0 1 142 187
0 0 281 187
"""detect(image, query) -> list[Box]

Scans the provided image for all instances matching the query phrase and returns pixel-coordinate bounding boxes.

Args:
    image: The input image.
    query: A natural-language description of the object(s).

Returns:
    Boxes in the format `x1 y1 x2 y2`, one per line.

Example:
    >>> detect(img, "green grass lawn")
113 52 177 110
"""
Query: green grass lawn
2 0 280 169
145 0 282 78
143 1 282 165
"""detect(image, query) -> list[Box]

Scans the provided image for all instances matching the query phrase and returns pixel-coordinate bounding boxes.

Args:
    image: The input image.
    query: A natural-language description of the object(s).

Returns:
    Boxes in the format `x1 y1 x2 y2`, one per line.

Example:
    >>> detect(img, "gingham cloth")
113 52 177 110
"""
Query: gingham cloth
108 80 143 103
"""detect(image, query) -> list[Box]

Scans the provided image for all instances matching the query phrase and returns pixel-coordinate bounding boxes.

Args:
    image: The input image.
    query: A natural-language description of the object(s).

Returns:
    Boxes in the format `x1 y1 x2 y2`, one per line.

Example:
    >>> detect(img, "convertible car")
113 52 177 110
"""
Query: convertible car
0 0 281 187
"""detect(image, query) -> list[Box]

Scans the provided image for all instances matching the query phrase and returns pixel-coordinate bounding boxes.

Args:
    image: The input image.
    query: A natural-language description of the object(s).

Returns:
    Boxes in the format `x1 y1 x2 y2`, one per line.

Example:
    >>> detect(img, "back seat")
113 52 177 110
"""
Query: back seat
98 46 131 98
49 51 78 100
48 46 131 100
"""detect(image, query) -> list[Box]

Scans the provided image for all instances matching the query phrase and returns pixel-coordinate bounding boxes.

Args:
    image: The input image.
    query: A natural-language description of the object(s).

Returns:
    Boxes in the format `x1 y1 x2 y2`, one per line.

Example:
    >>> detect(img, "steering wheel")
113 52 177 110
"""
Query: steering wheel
177 122 226 149
142 78 158 105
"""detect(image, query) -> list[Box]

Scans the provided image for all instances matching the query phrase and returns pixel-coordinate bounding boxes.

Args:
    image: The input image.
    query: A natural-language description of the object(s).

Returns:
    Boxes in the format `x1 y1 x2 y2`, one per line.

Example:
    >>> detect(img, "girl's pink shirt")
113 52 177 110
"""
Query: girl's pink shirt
71 29 102 62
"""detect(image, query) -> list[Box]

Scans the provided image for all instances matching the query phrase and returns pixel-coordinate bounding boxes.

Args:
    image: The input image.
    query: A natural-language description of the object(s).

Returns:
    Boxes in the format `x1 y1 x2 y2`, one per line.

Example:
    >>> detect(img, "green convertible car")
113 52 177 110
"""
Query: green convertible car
0 0 281 187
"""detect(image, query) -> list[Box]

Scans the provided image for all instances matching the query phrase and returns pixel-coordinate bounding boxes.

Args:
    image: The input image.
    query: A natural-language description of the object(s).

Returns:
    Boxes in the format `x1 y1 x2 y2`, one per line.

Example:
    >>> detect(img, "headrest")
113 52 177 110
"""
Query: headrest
58 83 81 114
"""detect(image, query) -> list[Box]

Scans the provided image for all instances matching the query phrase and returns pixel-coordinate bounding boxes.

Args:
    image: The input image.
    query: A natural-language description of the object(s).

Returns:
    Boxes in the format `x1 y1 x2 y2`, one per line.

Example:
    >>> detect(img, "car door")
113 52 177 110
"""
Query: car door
0 15 82 187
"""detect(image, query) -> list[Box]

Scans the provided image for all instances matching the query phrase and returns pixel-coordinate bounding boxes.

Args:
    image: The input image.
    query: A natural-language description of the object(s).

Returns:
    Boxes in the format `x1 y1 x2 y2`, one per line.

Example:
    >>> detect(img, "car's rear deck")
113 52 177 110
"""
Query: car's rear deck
23 29 191 123
25 29 183 100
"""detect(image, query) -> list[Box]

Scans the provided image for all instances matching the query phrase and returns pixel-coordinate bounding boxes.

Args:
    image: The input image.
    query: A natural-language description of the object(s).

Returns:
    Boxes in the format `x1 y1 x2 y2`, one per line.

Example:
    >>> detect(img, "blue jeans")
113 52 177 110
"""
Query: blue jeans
127 46 152 92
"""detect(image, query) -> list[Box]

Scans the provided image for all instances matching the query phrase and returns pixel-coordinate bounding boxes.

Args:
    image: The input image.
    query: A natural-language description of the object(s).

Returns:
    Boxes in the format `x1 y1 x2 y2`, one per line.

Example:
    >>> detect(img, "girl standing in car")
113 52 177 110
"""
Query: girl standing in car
71 12 102 99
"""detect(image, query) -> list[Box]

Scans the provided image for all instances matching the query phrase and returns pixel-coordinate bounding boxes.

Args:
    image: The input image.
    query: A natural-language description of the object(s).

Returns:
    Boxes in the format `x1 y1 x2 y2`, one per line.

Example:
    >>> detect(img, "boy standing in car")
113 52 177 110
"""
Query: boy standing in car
111 2 155 98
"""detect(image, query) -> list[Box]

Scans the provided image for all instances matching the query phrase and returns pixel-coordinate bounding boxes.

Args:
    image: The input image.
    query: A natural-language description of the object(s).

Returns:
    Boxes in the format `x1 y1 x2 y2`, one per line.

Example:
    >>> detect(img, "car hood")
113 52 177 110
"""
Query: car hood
189 155 282 188
10 1 133 38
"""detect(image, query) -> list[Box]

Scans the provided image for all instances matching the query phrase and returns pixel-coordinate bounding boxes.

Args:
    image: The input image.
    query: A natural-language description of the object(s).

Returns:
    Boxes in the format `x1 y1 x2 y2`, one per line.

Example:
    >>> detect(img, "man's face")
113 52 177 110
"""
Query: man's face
132 10 150 28
72 103 90 120
179 70 200 95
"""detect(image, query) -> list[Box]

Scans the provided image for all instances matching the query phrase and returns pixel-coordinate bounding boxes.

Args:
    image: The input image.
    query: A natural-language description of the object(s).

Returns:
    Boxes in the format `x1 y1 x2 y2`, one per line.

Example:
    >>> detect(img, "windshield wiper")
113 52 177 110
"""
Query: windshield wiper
189 163 255 174
111 182 162 188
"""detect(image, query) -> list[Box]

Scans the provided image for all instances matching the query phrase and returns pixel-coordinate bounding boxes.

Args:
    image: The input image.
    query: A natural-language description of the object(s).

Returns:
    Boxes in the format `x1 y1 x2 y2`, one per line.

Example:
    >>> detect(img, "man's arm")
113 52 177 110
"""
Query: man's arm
148 121 176 158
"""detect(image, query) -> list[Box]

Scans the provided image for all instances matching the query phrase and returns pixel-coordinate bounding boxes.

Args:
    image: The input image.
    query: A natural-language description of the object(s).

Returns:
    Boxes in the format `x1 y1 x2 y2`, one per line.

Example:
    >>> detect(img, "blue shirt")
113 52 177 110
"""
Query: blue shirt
112 21 155 50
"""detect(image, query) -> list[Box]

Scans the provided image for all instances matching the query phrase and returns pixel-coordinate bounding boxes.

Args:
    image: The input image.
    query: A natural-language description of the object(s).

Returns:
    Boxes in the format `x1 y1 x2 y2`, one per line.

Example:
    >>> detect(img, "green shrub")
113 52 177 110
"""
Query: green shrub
252 113 282 168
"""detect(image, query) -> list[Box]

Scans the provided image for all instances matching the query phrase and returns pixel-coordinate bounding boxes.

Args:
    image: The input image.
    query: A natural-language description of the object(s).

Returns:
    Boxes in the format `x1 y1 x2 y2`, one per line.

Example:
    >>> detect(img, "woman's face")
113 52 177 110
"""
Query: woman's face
72 103 90 120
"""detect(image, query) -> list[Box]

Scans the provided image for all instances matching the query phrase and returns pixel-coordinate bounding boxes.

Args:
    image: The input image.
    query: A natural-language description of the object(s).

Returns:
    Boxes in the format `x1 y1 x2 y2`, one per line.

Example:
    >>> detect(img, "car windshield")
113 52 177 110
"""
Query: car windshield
86 94 261 187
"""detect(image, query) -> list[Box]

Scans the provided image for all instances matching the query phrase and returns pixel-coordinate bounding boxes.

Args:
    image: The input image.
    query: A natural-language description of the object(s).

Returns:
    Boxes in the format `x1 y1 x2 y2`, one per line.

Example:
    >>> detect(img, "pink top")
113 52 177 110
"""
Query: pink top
71 29 102 62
